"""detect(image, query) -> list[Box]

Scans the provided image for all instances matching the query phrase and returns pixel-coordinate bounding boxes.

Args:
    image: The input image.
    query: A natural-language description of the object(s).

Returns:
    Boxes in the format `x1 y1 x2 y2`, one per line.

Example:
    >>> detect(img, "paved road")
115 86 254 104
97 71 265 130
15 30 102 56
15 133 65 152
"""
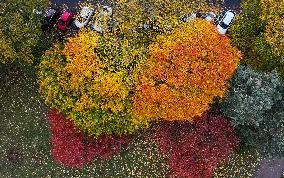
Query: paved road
253 158 284 178
51 0 113 11
51 0 241 12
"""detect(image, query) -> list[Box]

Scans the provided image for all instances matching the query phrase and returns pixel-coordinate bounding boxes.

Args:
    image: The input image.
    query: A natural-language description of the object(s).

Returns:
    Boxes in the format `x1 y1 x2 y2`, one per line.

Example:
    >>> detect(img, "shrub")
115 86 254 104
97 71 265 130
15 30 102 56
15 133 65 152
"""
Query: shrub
154 112 240 178
48 109 131 168
133 19 242 121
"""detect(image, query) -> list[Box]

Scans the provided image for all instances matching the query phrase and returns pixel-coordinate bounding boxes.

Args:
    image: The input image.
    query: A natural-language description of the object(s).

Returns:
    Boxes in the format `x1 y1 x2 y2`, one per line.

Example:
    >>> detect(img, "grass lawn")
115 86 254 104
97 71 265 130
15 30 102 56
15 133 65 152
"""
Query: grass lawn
0 64 169 177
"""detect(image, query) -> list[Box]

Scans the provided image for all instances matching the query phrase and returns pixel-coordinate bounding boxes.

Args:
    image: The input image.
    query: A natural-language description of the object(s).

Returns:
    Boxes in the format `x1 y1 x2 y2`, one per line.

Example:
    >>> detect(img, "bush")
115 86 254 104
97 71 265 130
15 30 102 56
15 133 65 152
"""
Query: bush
133 19 242 121
154 112 240 178
48 109 131 168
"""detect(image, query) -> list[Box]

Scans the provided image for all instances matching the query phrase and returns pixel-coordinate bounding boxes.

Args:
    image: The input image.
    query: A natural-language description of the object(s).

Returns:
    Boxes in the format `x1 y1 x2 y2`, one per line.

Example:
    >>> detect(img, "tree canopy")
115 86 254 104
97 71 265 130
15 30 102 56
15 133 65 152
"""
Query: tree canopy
38 30 152 137
154 112 239 178
220 64 284 157
133 19 242 121
230 0 284 79
0 0 49 64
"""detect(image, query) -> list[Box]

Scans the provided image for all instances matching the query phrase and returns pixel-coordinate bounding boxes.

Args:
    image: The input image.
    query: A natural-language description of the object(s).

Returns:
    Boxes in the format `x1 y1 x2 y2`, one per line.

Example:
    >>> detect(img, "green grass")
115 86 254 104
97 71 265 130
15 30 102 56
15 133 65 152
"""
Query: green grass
0 64 169 177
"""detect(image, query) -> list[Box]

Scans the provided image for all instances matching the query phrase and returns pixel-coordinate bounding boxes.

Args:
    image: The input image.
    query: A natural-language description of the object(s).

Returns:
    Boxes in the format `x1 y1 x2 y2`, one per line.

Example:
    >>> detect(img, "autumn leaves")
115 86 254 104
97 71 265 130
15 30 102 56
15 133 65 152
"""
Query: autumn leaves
134 20 242 121
38 18 242 137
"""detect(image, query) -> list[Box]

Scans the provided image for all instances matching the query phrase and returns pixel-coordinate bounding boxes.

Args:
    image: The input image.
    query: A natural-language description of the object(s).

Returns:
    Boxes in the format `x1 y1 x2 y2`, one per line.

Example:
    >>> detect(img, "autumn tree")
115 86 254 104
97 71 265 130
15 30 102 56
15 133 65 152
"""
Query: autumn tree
154 112 240 178
133 19 242 121
38 30 152 137
230 0 284 79
0 0 49 64
220 64 284 157
38 1 224 136
260 0 284 56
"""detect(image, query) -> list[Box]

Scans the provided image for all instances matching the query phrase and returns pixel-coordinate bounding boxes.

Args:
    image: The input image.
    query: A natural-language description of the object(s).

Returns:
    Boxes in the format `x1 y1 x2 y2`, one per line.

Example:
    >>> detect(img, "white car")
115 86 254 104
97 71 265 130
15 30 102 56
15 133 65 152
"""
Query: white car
205 12 216 22
91 6 113 33
74 6 94 28
217 10 235 35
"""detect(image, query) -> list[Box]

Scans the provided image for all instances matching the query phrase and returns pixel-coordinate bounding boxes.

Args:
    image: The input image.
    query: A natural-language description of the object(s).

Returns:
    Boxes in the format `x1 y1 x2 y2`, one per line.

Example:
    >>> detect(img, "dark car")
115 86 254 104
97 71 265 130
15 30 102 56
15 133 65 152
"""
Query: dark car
41 8 62 32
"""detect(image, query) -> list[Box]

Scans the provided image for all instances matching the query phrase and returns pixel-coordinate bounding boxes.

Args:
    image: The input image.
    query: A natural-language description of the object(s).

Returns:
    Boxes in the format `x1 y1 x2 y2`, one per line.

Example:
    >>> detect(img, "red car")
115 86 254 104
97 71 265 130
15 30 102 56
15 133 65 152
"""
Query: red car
57 11 74 31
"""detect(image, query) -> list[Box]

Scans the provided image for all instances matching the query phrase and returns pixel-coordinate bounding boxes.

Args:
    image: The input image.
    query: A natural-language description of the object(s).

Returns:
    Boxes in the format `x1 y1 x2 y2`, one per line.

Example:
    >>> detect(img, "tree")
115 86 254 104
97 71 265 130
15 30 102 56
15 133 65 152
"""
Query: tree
38 30 152 137
133 19 242 121
229 0 284 79
260 0 284 56
108 0 222 49
154 112 240 178
220 64 284 157
0 0 49 64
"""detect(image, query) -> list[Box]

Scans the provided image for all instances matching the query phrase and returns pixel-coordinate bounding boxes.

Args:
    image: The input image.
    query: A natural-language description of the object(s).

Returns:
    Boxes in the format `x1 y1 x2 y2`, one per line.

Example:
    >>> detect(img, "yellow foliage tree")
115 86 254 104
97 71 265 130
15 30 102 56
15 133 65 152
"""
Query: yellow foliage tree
0 0 49 64
260 0 284 56
133 19 242 121
38 30 150 137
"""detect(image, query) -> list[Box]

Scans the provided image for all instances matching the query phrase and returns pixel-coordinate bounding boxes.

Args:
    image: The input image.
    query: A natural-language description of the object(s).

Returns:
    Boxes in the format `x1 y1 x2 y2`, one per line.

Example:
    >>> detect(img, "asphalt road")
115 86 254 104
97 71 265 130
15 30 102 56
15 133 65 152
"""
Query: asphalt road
51 0 241 12
253 158 284 178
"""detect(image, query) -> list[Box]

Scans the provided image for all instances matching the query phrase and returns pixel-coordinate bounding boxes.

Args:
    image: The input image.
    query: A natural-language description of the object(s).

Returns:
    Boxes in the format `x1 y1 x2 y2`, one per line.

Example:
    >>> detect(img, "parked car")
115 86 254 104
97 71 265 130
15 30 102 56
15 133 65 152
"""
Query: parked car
57 11 74 31
205 12 216 22
217 10 235 35
91 5 113 33
74 6 94 28
41 8 62 32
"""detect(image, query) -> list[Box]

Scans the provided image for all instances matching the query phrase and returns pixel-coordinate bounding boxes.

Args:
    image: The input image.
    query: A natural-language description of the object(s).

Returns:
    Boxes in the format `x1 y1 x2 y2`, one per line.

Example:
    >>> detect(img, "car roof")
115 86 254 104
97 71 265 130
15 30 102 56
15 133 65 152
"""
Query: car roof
222 11 234 24
80 6 93 16
61 11 71 21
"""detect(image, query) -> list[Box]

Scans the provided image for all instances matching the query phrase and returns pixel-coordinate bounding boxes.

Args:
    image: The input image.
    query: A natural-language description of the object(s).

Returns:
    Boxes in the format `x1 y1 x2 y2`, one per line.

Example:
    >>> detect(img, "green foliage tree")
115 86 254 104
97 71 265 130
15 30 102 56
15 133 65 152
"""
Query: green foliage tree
0 0 49 64
229 0 284 79
220 64 284 157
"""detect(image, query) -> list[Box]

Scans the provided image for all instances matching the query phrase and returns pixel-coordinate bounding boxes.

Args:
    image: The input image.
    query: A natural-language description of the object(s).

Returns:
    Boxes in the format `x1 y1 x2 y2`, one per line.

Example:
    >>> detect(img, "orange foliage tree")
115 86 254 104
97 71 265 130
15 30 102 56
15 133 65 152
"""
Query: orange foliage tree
133 19 242 121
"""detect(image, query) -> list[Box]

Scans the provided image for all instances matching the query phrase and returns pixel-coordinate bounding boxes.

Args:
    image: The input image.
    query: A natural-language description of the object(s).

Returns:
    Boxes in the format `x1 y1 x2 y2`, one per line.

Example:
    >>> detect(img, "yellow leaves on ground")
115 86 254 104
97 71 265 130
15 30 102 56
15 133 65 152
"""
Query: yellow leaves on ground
134 19 242 121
